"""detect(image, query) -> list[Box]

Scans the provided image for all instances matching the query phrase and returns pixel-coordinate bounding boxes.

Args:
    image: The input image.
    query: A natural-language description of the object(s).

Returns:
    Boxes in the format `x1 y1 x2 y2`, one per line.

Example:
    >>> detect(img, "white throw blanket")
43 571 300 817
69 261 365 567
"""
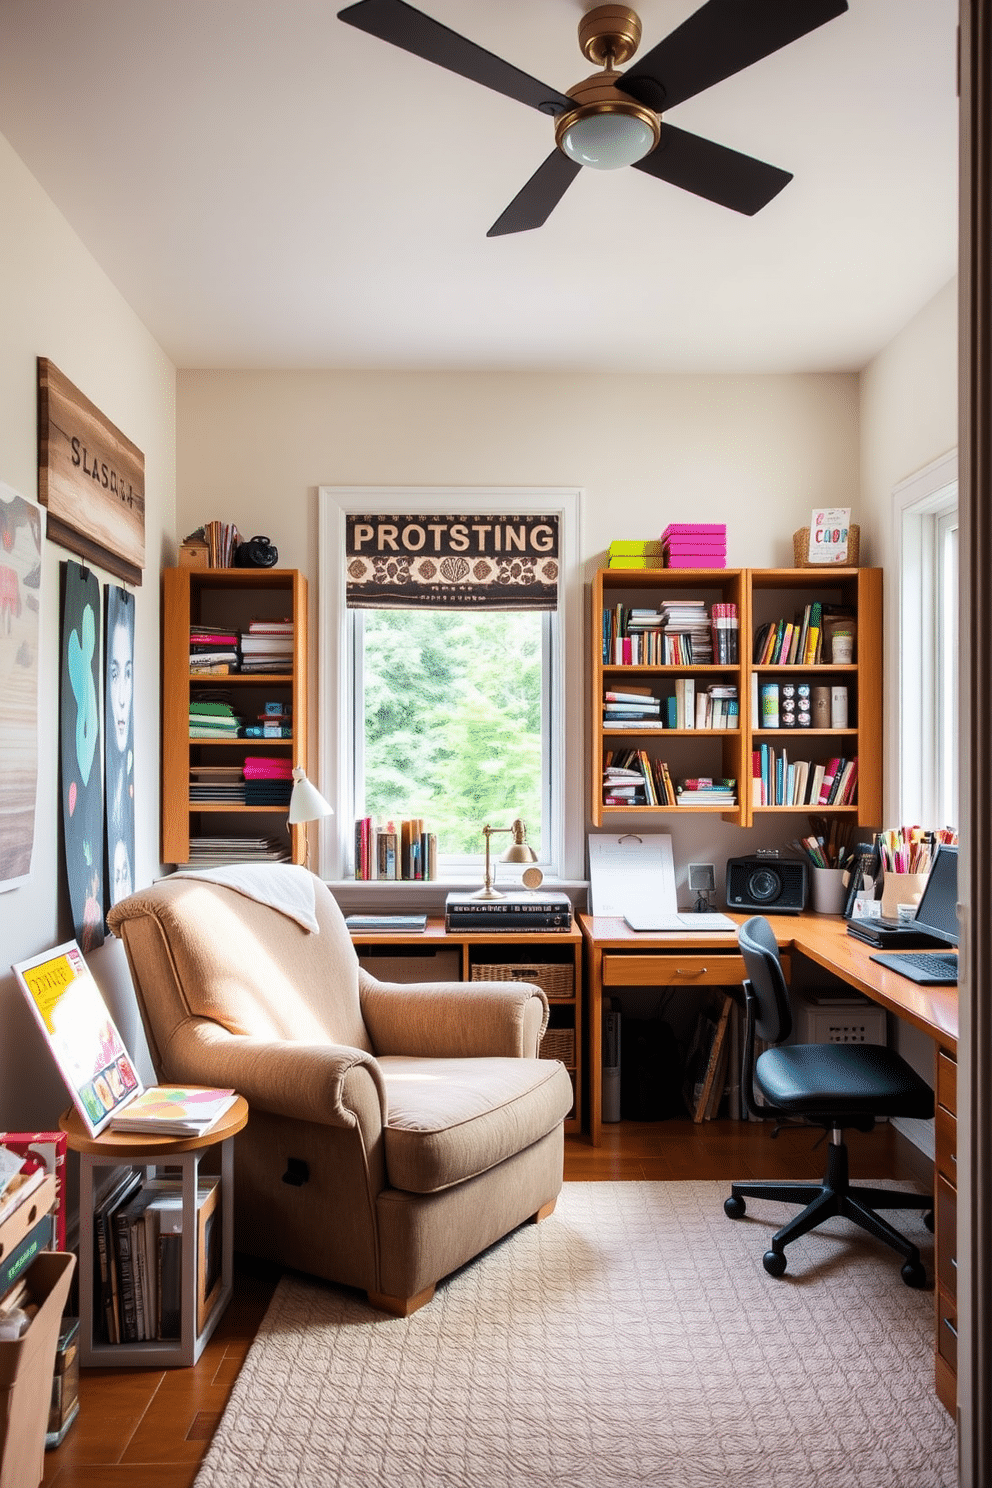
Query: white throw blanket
173 863 319 933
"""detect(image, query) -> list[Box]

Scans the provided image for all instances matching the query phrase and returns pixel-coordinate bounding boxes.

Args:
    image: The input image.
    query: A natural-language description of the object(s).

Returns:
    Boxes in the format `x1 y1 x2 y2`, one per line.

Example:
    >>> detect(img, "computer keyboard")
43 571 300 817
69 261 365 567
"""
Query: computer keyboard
893 952 957 976
870 949 959 985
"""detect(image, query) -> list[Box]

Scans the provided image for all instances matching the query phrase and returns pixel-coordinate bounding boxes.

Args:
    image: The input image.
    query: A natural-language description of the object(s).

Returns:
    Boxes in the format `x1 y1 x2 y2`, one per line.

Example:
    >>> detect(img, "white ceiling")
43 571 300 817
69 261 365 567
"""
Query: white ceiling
0 0 959 374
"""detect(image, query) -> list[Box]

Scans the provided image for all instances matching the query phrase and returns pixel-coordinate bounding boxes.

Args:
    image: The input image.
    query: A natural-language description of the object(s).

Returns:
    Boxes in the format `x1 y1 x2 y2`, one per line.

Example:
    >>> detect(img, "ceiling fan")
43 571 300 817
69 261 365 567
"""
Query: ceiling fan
337 0 848 236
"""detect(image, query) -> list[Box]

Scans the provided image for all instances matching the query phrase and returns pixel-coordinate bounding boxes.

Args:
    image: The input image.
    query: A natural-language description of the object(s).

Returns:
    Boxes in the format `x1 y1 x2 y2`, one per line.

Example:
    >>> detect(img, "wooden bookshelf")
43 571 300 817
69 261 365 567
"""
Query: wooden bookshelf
162 567 308 865
748 567 881 825
593 567 748 825
591 566 882 828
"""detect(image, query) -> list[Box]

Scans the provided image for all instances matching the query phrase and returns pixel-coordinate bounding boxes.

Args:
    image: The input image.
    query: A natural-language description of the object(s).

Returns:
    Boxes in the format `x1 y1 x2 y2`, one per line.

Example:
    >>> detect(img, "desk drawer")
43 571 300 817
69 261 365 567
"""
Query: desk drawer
935 1104 957 1184
936 1171 957 1300
937 1049 957 1116
603 953 745 987
937 1291 958 1375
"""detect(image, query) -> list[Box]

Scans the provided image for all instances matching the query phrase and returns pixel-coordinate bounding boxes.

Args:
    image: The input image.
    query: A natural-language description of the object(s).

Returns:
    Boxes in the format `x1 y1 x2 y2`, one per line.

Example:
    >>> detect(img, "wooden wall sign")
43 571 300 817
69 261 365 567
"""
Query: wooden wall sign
37 358 145 586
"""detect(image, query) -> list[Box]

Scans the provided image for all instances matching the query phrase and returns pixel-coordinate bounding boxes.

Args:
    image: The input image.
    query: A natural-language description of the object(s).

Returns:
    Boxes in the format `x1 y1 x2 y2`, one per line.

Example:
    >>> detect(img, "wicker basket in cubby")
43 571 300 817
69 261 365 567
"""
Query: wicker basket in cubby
538 1026 576 1065
470 962 573 1000
792 525 860 567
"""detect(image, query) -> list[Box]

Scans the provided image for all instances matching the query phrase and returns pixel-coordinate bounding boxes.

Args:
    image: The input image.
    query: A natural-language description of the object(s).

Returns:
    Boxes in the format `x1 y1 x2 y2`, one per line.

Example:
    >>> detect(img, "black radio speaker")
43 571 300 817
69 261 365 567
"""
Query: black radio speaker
234 534 278 569
726 856 807 914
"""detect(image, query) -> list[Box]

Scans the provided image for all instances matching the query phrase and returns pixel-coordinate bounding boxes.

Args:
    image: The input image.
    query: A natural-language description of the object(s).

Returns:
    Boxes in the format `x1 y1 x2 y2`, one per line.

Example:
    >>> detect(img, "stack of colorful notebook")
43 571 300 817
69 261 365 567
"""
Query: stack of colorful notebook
661 524 727 568
188 700 243 738
607 539 663 569
242 756 294 805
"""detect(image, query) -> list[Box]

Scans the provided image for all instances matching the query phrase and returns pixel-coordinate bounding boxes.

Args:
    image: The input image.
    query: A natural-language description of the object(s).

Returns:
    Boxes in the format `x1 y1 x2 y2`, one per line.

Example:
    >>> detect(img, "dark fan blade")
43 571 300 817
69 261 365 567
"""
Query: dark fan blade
487 151 582 237
338 0 573 115
618 0 848 112
633 124 792 215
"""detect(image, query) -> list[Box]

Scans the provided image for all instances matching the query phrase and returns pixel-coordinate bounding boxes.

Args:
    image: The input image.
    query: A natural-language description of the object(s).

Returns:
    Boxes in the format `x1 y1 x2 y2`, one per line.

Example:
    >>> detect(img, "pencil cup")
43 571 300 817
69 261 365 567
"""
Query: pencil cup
810 867 847 915
880 872 929 919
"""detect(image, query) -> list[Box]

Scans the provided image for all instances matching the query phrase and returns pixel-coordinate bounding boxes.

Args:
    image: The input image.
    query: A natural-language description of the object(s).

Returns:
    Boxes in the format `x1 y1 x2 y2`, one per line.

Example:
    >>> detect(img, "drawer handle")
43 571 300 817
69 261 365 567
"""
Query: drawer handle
676 967 707 976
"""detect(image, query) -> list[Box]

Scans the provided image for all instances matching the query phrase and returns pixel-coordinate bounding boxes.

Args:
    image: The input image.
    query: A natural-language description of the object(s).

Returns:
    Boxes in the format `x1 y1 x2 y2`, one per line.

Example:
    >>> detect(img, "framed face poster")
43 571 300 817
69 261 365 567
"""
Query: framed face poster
0 483 43 892
60 561 104 950
104 585 135 908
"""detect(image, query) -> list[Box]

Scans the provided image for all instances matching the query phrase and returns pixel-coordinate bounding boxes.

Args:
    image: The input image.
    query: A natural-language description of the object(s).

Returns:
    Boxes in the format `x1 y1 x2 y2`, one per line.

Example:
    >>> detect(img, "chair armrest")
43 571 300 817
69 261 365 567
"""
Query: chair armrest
158 1020 387 1129
359 973 549 1058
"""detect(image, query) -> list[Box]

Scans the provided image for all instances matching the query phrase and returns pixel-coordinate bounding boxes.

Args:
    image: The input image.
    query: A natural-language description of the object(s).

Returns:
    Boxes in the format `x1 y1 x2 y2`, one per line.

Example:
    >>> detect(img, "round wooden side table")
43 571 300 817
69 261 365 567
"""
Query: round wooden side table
60 1096 248 1367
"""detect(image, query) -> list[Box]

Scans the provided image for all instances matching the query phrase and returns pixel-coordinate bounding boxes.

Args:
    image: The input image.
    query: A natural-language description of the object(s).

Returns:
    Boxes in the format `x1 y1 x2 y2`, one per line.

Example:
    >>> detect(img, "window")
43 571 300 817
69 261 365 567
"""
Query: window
354 606 548 858
894 452 959 830
318 488 584 882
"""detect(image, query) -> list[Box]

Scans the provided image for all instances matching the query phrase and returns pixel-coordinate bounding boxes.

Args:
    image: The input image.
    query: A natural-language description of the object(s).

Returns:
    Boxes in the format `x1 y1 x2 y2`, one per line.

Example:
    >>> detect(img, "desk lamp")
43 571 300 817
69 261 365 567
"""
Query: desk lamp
288 767 334 866
473 818 538 900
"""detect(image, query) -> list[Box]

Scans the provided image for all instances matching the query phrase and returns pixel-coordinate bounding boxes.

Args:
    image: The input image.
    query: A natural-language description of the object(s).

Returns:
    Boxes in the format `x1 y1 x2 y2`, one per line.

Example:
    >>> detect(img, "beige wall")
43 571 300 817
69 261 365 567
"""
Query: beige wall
0 130 176 1131
859 276 958 826
176 367 860 875
857 275 957 1111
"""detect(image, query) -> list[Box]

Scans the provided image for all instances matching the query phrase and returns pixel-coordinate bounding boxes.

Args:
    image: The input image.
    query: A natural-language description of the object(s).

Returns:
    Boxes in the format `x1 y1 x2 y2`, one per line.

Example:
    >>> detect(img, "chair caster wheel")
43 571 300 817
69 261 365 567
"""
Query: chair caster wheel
724 1195 746 1219
923 1210 935 1232
901 1260 927 1288
763 1249 787 1277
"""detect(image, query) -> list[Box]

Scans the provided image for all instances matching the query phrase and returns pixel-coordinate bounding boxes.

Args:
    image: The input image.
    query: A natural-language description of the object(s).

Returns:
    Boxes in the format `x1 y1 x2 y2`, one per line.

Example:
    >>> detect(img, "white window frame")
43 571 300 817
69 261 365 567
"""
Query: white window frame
892 450 958 828
317 487 584 884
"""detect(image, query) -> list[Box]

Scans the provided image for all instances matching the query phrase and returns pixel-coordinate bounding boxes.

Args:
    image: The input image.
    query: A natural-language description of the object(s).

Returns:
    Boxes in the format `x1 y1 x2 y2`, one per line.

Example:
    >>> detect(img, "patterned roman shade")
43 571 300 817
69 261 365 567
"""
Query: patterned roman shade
345 513 559 609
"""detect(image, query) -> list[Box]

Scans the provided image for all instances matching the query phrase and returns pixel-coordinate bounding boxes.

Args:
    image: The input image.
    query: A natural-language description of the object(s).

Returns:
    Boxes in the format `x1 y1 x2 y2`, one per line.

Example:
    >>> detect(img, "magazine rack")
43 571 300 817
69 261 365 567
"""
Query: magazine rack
59 1098 248 1368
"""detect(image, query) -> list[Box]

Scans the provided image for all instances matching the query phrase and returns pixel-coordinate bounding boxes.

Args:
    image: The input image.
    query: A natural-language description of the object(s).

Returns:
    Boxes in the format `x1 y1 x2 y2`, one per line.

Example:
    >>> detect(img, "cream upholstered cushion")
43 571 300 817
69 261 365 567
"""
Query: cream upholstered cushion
379 1055 572 1193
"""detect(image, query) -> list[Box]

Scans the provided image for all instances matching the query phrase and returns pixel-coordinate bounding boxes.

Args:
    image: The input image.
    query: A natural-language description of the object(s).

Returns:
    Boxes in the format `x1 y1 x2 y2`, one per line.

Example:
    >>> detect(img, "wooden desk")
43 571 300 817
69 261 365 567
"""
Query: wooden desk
580 911 959 1412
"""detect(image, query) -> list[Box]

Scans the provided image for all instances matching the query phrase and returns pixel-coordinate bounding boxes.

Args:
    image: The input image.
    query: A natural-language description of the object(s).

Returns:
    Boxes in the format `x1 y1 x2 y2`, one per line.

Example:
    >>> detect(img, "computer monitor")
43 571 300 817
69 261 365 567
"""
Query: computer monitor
912 844 959 946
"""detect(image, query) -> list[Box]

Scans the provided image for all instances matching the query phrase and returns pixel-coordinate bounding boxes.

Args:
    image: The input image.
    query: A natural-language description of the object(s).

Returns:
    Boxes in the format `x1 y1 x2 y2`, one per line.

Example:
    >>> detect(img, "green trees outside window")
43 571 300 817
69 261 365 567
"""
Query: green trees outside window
361 608 544 856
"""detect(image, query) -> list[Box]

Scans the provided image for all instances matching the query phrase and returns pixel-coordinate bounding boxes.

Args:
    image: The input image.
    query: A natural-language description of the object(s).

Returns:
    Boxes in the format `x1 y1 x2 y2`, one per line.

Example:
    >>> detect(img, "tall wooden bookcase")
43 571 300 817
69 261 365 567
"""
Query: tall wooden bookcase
592 565 882 828
162 567 308 866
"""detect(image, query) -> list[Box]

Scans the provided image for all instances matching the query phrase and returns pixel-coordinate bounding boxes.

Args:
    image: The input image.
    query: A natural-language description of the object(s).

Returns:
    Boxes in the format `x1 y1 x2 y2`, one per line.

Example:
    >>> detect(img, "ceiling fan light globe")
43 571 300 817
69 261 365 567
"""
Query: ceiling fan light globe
558 109 657 170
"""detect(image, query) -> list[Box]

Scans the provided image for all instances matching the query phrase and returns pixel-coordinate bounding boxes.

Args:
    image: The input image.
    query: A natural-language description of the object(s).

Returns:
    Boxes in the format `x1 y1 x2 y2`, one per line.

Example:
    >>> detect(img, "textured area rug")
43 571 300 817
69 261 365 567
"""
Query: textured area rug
195 1182 955 1488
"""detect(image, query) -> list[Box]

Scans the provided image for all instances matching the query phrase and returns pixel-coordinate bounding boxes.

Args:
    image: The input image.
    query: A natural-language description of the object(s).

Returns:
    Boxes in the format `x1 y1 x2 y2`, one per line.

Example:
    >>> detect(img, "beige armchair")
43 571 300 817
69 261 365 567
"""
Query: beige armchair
106 869 573 1315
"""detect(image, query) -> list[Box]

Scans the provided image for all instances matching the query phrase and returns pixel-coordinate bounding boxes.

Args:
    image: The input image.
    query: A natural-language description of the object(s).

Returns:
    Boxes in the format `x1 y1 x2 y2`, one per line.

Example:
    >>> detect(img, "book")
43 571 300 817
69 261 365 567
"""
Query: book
94 1167 142 1343
443 912 572 932
13 941 145 1137
345 914 427 932
445 891 572 917
660 524 726 538
608 539 663 555
152 1176 222 1338
109 1086 238 1137
0 1211 56 1298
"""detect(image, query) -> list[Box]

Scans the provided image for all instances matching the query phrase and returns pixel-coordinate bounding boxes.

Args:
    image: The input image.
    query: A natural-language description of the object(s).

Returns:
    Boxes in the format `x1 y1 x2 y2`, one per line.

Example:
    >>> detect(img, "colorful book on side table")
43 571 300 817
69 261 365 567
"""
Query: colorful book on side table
108 1086 238 1137
13 940 145 1137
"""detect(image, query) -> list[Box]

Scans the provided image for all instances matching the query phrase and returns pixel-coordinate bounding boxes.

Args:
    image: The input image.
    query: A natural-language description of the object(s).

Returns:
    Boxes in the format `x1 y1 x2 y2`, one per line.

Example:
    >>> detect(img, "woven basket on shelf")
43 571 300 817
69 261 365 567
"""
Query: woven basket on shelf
793 525 860 568
470 962 573 1000
538 1027 576 1065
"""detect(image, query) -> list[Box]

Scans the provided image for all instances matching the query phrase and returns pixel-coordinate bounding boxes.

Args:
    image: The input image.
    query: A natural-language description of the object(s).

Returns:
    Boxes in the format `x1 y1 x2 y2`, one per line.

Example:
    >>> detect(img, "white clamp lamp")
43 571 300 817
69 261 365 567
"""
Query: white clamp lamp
287 767 334 865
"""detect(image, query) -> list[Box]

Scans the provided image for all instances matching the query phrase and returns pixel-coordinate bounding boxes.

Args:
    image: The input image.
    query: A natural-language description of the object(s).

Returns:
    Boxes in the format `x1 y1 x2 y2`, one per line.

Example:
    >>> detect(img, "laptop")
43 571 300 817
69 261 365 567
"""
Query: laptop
623 910 737 934
868 845 959 985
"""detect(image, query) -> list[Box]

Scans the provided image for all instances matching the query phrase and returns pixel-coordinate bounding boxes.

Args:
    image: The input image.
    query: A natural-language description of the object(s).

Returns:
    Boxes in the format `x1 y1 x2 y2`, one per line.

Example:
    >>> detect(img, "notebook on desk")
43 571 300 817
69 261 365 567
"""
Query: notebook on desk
623 911 738 934
868 844 959 986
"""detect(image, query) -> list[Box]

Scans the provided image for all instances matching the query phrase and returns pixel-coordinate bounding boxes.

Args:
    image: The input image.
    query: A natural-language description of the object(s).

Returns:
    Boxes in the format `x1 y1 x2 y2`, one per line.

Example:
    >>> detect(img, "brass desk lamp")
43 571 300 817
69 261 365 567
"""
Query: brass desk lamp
473 818 538 900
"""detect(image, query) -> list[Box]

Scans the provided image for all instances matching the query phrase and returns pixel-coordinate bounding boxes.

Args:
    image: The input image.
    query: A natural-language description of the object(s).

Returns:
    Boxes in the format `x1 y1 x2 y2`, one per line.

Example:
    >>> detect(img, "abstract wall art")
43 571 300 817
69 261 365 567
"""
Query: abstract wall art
60 560 104 949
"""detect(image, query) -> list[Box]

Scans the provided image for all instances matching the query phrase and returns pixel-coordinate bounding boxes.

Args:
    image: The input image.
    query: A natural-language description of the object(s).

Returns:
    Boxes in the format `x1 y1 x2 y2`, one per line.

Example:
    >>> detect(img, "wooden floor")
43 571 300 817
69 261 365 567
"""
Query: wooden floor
41 1120 932 1488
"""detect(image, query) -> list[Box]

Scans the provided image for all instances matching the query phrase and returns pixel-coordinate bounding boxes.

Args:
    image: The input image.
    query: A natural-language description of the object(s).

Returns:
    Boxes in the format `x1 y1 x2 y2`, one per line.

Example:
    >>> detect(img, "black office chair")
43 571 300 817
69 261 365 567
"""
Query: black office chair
724 916 935 1286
